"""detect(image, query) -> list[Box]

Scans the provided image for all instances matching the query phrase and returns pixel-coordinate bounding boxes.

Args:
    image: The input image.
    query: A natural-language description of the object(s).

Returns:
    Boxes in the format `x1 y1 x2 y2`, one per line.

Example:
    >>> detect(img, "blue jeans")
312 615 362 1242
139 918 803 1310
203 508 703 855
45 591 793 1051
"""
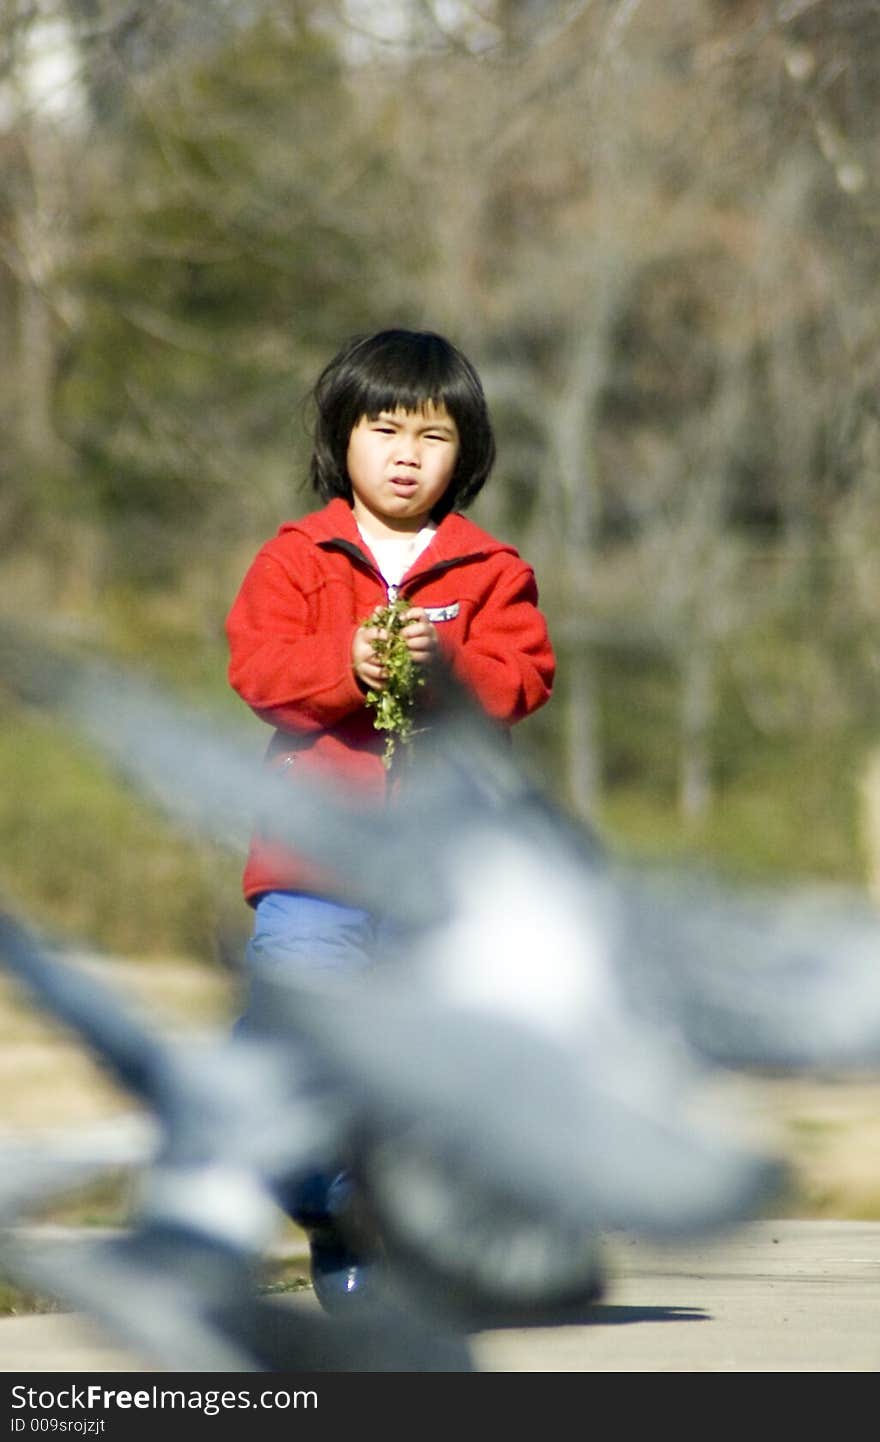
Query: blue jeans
244 890 395 978
240 891 391 1228
238 888 393 1044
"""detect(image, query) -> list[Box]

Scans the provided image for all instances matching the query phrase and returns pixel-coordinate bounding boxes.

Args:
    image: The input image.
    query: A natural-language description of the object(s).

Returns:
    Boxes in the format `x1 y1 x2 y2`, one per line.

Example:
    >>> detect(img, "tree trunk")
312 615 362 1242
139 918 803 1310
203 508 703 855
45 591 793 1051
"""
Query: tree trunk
565 643 599 821
679 639 714 822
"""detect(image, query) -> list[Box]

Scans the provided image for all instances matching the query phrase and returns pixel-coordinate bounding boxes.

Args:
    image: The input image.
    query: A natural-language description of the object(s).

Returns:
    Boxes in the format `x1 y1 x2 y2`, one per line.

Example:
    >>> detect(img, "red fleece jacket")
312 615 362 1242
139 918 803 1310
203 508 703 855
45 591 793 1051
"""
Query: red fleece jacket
226 498 555 902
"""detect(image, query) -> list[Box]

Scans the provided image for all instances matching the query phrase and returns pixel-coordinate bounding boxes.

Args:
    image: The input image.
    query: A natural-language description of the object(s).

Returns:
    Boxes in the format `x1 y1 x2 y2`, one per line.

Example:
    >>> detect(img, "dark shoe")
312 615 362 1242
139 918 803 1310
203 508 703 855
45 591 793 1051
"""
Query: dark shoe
308 1227 379 1314
284 1169 381 1315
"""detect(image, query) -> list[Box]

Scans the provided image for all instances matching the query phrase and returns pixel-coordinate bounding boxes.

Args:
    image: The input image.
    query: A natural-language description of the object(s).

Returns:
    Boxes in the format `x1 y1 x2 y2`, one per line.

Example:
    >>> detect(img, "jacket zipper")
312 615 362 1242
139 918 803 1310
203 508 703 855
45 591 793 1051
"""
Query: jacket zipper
315 537 486 785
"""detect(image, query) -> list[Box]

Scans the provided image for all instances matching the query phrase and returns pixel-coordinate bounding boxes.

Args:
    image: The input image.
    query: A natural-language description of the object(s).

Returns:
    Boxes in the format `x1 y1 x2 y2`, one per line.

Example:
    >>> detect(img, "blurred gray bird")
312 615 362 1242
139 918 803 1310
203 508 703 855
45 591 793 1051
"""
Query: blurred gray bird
0 910 474 1370
2 618 880 1339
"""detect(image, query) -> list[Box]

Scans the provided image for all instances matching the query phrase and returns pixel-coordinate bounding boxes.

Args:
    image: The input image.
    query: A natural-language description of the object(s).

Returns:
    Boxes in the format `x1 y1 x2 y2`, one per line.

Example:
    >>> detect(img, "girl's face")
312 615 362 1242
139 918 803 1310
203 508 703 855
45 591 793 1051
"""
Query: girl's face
346 403 460 537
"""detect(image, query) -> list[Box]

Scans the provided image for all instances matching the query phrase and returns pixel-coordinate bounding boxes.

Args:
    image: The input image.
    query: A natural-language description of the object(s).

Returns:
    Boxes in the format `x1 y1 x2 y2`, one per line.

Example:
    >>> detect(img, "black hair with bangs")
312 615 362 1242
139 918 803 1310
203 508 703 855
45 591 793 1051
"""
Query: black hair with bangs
308 329 496 520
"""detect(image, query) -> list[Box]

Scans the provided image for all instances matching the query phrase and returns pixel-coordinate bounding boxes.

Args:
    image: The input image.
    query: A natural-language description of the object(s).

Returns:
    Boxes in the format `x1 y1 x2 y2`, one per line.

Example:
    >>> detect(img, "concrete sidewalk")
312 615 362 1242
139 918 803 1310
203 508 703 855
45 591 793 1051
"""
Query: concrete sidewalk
1 1221 878 1373
475 1219 880 1372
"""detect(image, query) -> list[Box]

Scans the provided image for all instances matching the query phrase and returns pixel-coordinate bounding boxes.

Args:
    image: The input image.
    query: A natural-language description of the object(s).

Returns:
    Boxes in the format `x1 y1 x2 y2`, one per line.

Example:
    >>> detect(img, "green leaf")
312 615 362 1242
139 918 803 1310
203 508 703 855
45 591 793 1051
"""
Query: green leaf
362 600 425 768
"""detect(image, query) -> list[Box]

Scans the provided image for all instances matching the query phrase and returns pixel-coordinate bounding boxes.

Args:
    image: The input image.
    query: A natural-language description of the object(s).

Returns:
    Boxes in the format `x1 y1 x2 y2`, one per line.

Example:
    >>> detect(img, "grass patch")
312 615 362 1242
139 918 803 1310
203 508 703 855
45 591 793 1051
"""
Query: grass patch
258 1257 312 1297
0 1252 313 1318
0 1280 64 1317
598 753 865 886
36 1174 135 1230
0 696 249 962
592 636 871 886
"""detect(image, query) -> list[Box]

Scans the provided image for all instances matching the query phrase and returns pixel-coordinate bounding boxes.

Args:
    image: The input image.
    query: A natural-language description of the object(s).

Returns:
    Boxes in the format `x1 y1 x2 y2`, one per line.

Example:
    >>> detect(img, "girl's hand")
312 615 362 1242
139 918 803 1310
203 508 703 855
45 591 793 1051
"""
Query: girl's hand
352 619 388 691
401 607 439 667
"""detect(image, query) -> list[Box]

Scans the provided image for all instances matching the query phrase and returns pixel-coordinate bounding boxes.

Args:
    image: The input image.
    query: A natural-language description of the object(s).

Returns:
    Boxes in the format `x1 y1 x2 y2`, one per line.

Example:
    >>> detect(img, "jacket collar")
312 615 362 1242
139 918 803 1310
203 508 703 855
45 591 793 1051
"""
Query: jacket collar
278 498 517 568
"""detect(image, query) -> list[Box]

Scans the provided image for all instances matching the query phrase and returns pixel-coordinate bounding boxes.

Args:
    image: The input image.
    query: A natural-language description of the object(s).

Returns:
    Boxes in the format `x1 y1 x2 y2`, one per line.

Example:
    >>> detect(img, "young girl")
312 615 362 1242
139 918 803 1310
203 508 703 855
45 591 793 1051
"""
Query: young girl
226 327 555 1309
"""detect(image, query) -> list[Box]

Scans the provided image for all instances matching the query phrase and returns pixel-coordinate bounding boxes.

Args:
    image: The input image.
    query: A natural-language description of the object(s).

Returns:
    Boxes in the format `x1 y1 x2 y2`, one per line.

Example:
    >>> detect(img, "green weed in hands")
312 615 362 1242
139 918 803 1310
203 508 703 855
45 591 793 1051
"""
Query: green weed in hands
362 600 425 768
